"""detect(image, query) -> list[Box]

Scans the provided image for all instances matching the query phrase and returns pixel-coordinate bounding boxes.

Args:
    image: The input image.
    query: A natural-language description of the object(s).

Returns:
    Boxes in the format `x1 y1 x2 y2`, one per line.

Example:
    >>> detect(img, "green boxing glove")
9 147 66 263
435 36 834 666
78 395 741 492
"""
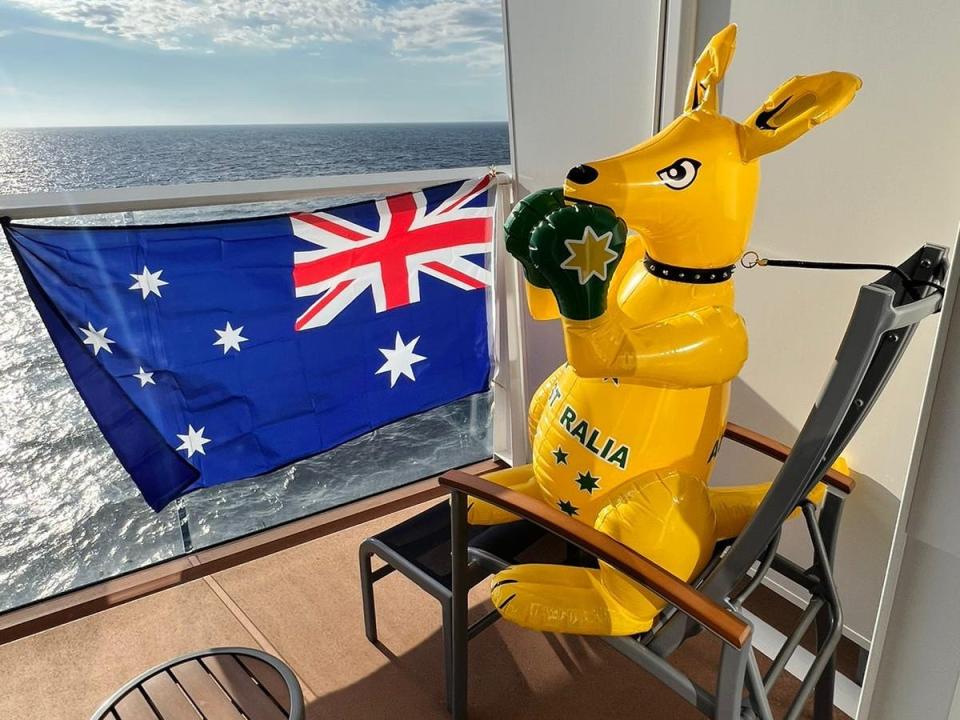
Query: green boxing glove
503 187 567 288
530 203 627 321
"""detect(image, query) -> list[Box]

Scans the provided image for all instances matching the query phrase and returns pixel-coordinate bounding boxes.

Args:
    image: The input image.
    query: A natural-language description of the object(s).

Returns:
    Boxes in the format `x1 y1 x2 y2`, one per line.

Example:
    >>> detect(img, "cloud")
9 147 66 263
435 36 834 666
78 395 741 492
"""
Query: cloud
6 0 504 71
378 0 503 72
21 25 134 47
8 0 374 51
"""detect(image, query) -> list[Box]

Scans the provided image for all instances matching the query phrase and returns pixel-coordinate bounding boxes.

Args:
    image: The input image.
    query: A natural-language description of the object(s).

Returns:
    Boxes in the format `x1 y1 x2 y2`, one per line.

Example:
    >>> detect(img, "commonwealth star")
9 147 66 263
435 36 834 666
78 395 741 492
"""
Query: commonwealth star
376 332 426 387
560 226 620 285
574 471 601 494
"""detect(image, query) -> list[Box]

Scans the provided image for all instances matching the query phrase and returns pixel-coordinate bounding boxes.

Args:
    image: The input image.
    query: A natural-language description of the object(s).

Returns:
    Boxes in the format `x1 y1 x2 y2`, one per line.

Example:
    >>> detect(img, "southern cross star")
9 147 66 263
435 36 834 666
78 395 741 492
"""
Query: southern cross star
129 266 168 299
214 322 249 354
133 366 156 387
552 447 569 465
557 499 579 517
376 332 426 388
79 322 115 356
575 471 601 494
560 226 619 285
176 424 211 458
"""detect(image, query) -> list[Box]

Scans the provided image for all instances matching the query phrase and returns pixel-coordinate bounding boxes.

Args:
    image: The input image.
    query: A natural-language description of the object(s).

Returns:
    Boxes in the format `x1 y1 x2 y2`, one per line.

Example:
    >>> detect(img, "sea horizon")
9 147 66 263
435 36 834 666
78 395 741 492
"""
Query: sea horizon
0 119 508 131
0 122 510 196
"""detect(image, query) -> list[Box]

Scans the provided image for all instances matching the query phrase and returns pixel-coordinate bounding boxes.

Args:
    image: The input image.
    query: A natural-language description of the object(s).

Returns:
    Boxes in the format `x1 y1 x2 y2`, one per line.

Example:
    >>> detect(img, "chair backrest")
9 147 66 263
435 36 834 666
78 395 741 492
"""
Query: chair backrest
702 243 948 600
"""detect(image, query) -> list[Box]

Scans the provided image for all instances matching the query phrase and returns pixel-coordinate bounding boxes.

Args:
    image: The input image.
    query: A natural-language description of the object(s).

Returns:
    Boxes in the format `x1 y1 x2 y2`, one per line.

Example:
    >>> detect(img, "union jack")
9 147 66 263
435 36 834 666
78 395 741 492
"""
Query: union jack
291 176 495 331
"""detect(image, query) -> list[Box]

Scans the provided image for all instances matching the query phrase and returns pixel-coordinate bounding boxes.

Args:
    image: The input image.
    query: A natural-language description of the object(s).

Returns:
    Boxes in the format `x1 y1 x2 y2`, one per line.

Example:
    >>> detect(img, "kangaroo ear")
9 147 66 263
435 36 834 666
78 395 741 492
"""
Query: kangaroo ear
683 23 737 113
738 72 862 161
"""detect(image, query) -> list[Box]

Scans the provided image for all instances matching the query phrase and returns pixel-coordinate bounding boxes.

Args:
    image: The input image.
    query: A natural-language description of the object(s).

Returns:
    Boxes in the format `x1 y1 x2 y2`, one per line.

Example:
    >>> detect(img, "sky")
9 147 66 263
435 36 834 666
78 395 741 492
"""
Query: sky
0 0 508 127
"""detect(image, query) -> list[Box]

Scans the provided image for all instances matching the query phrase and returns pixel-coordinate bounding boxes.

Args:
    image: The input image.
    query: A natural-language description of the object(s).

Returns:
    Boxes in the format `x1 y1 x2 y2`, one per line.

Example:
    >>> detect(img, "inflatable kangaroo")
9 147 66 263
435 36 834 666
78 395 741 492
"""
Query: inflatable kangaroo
471 24 861 635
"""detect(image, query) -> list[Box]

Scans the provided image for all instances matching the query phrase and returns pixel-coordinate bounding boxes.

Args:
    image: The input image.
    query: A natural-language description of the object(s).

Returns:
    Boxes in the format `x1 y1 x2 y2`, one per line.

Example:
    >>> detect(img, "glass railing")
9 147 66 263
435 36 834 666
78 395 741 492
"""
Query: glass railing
0 167 510 613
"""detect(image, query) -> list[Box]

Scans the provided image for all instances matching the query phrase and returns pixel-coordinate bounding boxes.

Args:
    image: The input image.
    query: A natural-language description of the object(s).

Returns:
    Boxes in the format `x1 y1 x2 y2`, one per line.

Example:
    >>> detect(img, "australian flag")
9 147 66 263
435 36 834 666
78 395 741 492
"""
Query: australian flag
4 176 495 511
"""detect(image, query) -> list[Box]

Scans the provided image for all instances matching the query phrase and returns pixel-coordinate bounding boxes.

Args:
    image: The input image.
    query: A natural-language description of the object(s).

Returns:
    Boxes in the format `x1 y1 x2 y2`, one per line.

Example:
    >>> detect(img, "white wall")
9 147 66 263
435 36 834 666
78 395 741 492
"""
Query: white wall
707 0 960 646
862 265 960 718
502 0 662 413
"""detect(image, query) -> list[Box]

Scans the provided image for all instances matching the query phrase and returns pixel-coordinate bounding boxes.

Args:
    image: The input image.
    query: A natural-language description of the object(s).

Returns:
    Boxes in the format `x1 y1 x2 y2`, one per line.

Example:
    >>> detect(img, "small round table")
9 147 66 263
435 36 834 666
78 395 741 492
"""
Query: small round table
91 647 304 720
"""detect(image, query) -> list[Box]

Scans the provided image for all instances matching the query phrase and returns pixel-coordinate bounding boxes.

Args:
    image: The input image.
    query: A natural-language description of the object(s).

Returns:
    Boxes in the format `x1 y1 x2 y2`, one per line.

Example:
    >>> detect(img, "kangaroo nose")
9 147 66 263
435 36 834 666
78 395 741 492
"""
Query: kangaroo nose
566 164 599 185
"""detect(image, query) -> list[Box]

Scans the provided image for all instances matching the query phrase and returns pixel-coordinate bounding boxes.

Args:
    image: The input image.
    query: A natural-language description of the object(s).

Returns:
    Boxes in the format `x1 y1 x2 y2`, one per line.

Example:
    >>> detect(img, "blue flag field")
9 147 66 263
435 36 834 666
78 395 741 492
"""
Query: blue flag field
4 176 494 510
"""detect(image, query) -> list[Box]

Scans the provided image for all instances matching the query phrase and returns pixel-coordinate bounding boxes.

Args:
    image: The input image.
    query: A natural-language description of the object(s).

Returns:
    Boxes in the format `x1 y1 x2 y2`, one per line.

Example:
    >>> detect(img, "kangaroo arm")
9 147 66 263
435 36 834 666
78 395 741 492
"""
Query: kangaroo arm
561 305 748 388
523 236 646 322
528 364 566 441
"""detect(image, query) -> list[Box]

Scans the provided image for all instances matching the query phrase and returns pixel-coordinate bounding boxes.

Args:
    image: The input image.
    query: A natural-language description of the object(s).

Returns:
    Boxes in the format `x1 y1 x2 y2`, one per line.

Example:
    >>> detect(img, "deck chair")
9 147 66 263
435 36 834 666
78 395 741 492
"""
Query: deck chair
440 244 948 720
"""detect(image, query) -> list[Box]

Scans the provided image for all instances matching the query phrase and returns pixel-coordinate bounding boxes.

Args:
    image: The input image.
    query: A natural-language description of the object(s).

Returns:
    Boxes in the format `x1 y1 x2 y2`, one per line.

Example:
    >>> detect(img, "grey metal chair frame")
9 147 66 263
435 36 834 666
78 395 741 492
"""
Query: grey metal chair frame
441 244 948 720
90 646 305 720
360 533 508 709
360 502 552 709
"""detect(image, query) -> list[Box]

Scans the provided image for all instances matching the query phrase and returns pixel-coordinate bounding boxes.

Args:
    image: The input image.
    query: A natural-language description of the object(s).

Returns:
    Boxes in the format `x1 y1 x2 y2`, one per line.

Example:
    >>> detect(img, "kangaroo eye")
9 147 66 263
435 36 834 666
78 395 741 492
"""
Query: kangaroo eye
657 158 701 190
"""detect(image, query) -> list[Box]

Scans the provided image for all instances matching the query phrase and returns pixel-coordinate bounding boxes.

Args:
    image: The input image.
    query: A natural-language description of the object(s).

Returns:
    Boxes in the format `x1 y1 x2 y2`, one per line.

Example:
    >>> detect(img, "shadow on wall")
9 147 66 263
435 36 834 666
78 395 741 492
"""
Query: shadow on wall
730 378 798 453
717 378 900 645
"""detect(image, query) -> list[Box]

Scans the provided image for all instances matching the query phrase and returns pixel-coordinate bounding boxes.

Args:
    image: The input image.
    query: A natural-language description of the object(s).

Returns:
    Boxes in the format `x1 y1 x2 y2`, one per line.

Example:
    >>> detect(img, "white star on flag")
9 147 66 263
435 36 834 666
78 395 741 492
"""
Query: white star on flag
176 424 211 458
79 322 115 356
133 366 155 387
376 332 426 388
213 322 248 354
129 266 168 299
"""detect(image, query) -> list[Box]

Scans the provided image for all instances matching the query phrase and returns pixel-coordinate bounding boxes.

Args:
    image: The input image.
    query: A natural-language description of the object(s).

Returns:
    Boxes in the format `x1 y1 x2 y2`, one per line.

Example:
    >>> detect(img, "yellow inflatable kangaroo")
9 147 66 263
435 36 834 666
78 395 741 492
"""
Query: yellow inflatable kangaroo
472 24 861 636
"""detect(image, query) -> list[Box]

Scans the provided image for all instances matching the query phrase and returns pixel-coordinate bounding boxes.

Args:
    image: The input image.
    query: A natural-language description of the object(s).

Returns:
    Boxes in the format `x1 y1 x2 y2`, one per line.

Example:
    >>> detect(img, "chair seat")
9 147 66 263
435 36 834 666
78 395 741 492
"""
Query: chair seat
373 500 548 589
92 648 303 720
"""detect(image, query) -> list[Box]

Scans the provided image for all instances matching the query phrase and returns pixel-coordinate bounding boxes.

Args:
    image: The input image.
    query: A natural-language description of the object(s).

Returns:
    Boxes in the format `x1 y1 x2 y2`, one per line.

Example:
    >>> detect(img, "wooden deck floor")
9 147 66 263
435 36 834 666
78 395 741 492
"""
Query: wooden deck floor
0 500 849 719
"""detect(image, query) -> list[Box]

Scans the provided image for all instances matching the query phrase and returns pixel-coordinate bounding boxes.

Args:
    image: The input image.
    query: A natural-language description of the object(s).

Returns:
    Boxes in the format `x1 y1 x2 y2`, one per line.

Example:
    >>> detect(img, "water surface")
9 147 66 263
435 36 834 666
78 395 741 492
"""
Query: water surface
0 122 509 611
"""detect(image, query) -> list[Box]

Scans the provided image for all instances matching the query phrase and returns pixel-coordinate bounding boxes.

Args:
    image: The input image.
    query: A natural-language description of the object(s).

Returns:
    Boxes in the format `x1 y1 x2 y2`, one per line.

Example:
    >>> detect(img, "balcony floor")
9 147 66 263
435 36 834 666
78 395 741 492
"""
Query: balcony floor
0 500 848 719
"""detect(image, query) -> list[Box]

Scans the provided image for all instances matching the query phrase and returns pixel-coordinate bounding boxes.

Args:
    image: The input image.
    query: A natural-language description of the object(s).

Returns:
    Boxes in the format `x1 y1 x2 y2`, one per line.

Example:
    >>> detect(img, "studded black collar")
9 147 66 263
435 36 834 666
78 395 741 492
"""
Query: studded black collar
643 254 735 284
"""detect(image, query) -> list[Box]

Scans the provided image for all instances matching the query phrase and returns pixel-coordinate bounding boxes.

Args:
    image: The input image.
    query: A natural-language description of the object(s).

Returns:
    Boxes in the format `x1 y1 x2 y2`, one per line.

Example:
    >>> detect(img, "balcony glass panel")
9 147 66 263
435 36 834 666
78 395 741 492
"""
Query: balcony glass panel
0 159 505 612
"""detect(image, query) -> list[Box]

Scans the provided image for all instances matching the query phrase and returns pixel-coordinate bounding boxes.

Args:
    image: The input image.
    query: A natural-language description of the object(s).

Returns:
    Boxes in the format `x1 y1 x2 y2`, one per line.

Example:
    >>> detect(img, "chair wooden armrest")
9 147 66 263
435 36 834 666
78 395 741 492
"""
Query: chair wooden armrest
723 422 855 494
438 470 751 649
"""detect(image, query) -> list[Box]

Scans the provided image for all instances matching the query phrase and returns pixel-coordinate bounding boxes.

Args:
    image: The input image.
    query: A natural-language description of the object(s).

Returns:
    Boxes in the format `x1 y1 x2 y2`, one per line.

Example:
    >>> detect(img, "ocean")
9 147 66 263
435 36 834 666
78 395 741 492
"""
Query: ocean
0 122 509 613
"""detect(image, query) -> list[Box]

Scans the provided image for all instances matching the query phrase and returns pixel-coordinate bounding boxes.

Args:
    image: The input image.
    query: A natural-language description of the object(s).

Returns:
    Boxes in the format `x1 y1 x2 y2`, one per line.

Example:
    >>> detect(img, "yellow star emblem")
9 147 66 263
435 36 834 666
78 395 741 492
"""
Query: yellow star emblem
560 226 619 285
